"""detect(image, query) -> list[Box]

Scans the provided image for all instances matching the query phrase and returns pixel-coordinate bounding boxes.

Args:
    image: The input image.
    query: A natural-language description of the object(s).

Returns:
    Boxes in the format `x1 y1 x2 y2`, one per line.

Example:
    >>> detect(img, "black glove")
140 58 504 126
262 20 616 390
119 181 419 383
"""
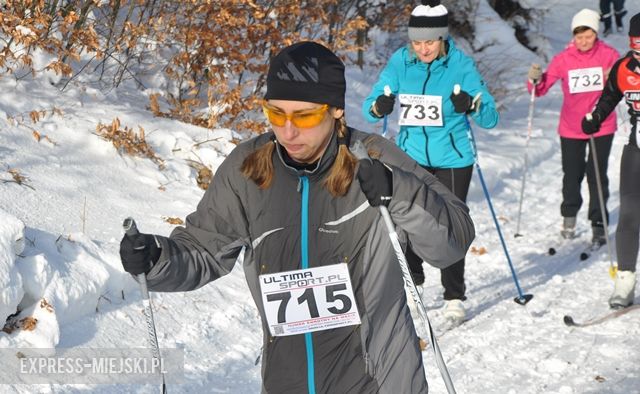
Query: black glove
119 233 161 275
581 112 602 135
357 159 393 207
450 90 473 113
373 93 396 117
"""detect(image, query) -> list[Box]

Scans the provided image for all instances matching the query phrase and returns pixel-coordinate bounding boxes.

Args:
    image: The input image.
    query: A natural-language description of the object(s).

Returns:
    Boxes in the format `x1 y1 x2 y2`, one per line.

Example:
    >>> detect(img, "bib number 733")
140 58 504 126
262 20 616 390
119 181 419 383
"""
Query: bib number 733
398 94 443 127
259 263 361 336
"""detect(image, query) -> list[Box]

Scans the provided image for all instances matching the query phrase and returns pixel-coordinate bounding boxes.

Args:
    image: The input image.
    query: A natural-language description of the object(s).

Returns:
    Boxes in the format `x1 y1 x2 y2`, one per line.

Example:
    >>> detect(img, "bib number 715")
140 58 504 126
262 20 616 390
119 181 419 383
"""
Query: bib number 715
266 284 352 324
259 263 361 336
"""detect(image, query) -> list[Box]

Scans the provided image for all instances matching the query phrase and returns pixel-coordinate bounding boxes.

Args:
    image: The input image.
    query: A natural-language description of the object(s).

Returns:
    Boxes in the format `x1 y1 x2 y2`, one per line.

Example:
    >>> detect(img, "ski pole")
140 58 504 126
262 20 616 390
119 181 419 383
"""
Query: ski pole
123 217 167 394
454 84 533 305
514 86 536 237
585 114 617 278
382 85 391 137
351 141 457 394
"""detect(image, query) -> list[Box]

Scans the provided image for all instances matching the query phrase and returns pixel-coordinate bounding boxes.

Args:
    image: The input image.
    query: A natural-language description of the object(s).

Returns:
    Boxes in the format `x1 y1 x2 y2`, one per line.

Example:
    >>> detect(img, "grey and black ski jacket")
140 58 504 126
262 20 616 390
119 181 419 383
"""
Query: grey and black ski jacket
145 128 475 393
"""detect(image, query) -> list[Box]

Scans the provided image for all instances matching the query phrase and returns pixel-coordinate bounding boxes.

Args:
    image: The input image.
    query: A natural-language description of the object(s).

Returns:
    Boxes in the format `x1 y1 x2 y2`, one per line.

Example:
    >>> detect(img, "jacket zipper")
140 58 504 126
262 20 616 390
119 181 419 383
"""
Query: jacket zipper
299 176 316 394
449 133 463 158
422 63 433 167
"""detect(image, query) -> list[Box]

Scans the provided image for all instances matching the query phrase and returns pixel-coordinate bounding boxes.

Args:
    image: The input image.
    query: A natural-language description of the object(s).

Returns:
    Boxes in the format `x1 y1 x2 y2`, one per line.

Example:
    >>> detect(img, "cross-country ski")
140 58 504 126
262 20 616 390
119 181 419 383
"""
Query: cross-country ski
564 304 640 327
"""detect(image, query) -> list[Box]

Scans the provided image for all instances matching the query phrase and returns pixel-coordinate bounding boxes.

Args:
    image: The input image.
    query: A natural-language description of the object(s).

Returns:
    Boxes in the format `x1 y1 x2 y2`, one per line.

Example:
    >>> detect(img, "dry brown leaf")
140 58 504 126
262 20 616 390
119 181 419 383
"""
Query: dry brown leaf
196 167 213 190
163 216 184 225
40 299 54 313
95 118 163 168
149 94 161 115
2 323 16 334
29 111 40 123
470 246 488 255
8 169 27 184
20 317 38 331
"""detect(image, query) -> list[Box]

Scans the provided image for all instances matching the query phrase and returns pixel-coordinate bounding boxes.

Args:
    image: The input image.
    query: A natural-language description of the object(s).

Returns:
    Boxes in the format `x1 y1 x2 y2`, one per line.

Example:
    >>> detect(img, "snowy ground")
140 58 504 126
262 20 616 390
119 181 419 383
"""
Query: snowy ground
1 1 639 393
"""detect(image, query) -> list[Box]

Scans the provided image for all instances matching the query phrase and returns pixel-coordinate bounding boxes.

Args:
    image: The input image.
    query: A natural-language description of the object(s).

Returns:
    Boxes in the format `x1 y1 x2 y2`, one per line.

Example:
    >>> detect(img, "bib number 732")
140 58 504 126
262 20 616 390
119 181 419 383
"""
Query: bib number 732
568 67 603 94
259 263 361 336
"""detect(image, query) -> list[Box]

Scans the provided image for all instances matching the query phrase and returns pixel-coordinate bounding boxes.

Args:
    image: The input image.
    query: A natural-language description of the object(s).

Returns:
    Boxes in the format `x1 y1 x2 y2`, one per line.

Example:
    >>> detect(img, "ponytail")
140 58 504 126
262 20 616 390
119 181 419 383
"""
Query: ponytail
241 138 276 189
323 116 358 197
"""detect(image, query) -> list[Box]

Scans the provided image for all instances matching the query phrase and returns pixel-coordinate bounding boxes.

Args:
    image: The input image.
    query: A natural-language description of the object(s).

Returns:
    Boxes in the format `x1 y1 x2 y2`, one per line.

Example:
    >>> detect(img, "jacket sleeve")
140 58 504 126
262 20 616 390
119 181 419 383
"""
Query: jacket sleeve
593 58 624 119
143 152 250 292
460 56 499 129
529 54 563 97
362 133 475 269
362 49 403 123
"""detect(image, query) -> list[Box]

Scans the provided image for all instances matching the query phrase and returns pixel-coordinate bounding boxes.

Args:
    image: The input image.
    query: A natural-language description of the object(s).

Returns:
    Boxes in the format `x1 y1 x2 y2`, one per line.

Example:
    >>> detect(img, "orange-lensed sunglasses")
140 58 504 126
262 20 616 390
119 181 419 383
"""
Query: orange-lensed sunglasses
262 101 329 128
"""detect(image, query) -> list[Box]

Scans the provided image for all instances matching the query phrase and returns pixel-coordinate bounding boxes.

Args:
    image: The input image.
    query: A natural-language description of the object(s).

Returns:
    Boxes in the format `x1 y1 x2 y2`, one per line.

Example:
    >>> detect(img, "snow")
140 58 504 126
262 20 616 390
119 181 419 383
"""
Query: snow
1 0 639 393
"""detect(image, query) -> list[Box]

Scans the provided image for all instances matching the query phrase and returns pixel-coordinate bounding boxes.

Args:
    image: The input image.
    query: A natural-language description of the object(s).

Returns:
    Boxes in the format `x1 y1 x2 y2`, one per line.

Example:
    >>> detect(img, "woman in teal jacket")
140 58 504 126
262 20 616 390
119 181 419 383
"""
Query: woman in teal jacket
362 0 499 324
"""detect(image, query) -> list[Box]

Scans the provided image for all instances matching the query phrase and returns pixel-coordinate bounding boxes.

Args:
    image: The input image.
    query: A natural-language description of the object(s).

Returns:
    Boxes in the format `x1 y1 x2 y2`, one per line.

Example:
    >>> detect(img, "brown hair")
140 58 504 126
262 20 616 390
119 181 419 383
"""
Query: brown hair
241 115 358 197
573 26 595 35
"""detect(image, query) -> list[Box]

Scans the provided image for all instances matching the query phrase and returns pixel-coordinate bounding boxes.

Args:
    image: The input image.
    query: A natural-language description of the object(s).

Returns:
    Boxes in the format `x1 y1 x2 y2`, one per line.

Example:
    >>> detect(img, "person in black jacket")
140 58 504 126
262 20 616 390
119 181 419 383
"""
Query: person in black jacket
599 0 627 36
582 13 640 309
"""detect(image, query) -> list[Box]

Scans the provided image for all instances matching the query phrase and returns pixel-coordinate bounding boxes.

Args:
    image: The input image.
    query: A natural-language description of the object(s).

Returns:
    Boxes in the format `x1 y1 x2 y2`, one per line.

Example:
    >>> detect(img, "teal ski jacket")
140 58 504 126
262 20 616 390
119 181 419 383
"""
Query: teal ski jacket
362 38 499 168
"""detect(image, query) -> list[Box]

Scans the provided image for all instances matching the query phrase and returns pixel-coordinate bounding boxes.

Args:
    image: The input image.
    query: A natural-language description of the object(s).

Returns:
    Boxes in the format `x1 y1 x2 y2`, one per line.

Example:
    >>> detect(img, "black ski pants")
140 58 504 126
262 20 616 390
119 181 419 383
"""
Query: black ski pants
405 165 473 300
600 0 626 30
616 144 640 272
560 135 613 227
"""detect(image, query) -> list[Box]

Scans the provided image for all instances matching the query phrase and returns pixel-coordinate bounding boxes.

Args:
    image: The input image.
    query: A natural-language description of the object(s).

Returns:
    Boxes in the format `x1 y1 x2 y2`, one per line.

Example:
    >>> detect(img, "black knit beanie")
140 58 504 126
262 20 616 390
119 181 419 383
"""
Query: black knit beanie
629 13 640 36
408 0 449 41
264 41 346 109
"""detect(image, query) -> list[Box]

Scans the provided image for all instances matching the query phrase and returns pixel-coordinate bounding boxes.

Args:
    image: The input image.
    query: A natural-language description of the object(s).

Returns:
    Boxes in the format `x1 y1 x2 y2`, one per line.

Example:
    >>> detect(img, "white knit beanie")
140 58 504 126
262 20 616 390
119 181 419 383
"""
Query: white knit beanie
408 0 449 41
571 8 600 34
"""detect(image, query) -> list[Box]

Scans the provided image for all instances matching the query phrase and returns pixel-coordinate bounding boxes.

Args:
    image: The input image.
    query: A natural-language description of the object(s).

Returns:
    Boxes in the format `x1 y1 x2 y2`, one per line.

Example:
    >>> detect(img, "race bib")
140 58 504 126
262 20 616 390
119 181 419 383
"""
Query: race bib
568 67 604 94
260 263 361 336
398 94 443 126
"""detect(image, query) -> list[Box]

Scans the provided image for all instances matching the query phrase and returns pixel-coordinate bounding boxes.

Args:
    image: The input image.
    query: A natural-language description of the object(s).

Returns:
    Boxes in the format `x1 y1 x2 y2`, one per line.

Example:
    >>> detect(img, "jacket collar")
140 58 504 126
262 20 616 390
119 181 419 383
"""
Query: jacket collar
625 52 640 74
274 129 339 179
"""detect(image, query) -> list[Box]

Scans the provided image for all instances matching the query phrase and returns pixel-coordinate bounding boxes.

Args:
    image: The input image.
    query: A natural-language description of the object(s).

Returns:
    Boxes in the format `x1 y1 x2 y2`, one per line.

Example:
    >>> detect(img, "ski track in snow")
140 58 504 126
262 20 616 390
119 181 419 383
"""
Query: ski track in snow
1 1 639 393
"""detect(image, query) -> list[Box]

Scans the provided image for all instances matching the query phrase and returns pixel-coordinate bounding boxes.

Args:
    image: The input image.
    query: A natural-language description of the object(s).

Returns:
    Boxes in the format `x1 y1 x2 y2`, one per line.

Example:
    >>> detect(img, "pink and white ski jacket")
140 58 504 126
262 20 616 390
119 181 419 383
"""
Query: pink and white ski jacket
527 39 620 140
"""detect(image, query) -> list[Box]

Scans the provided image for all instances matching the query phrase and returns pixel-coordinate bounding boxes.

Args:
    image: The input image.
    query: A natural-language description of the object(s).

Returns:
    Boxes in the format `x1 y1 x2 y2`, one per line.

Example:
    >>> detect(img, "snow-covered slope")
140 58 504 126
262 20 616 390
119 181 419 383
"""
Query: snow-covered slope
1 1 638 393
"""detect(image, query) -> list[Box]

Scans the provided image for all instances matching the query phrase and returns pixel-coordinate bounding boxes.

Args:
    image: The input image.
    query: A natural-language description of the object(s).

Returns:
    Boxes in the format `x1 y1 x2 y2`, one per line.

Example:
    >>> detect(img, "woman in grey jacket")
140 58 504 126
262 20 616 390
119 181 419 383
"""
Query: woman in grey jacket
119 41 475 393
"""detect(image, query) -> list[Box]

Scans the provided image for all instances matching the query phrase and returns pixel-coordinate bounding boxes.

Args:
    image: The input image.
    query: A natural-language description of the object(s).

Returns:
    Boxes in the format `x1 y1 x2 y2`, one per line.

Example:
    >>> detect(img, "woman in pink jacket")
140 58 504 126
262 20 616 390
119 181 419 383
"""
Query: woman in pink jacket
527 8 619 244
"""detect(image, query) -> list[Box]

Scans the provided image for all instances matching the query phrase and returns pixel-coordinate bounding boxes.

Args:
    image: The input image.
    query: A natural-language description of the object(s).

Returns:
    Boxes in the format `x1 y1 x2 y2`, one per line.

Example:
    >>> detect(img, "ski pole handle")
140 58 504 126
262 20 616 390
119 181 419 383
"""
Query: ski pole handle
123 217 139 237
382 85 391 137
123 217 148 252
122 217 150 290
121 217 167 393
452 84 481 112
